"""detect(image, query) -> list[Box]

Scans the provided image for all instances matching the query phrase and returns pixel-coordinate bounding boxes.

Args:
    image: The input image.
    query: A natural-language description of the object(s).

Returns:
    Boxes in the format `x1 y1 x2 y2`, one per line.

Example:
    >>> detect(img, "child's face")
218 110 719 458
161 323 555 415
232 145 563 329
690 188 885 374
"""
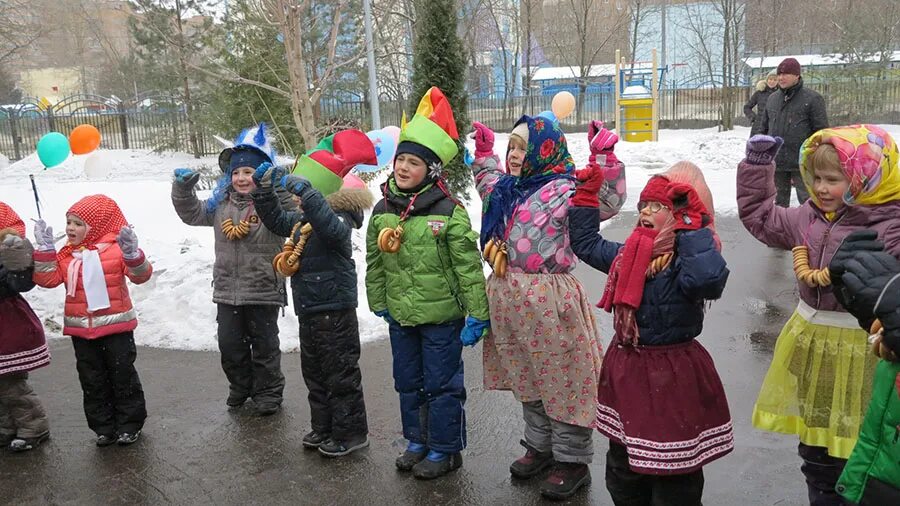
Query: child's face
637 200 672 230
506 137 527 176
812 165 849 212
66 215 88 246
394 153 427 190
231 167 257 194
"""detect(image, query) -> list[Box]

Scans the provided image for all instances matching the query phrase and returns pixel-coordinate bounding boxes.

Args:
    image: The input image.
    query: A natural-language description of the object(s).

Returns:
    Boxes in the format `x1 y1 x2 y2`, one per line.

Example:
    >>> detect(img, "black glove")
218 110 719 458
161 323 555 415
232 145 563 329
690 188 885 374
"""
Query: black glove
830 230 884 324
875 274 900 357
837 249 900 331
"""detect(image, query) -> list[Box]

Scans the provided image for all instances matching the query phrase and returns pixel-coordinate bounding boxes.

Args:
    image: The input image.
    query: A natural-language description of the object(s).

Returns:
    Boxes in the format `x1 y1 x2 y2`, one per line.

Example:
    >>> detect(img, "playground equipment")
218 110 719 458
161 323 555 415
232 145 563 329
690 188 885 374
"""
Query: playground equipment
615 49 661 142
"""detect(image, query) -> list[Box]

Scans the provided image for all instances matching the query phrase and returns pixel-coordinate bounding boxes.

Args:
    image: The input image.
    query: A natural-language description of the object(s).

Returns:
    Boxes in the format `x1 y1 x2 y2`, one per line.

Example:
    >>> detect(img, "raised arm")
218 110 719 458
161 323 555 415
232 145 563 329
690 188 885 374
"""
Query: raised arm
171 169 216 227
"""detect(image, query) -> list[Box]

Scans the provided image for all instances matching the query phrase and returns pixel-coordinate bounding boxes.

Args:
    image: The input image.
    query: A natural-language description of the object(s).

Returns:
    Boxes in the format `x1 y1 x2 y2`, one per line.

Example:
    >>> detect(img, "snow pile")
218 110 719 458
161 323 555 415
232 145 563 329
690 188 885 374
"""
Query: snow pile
3 125 898 351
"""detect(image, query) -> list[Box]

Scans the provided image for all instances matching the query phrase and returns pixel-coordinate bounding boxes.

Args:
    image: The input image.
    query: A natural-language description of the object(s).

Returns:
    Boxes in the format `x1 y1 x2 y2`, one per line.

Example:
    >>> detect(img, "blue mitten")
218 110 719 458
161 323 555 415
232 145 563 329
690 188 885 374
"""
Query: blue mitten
252 162 273 186
280 174 311 195
374 309 397 326
173 168 199 187
460 316 490 346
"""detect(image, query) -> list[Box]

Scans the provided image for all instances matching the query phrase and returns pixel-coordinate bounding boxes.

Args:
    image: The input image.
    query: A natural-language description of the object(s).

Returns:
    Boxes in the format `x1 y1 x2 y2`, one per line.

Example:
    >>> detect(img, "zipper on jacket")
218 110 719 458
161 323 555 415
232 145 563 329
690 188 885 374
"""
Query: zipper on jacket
815 214 846 308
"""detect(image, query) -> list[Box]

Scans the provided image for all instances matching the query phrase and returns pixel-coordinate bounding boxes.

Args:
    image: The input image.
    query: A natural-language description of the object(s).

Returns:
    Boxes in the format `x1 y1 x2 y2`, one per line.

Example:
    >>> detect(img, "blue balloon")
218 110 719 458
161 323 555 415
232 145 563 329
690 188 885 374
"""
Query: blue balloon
537 110 558 122
36 132 71 168
355 129 397 173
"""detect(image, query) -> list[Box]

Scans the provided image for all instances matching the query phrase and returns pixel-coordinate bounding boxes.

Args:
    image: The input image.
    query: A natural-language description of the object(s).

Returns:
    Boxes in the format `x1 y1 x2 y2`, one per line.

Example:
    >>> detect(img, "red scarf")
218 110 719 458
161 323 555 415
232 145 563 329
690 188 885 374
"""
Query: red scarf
599 227 661 345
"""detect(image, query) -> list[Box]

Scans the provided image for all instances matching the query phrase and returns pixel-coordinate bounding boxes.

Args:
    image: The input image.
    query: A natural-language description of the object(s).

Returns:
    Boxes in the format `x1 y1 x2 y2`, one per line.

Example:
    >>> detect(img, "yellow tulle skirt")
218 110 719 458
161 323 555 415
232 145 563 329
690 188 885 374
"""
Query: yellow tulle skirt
752 301 878 459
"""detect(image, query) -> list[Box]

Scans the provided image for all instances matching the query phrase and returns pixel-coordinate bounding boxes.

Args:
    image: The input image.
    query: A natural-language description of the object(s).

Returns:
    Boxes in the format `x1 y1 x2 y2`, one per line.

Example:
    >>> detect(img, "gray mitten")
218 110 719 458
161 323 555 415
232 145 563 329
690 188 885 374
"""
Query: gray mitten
0 234 35 271
116 226 141 260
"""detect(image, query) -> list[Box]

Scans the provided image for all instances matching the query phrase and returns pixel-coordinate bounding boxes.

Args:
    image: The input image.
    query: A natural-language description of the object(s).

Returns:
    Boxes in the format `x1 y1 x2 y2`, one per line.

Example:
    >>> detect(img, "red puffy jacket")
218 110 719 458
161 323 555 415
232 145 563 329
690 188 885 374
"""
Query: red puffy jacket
33 234 152 339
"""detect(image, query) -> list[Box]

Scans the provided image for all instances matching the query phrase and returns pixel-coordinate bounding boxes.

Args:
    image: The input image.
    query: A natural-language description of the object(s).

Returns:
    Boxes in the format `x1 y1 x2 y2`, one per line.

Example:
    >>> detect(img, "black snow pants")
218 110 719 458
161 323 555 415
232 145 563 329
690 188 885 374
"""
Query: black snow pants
216 304 285 405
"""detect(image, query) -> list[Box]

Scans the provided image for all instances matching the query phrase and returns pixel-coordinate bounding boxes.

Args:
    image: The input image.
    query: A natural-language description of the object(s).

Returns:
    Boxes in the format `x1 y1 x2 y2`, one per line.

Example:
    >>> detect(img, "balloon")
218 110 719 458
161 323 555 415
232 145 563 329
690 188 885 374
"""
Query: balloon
342 172 366 190
537 110 557 122
356 129 397 173
383 125 401 145
551 91 576 120
83 150 111 180
69 124 102 155
36 132 70 168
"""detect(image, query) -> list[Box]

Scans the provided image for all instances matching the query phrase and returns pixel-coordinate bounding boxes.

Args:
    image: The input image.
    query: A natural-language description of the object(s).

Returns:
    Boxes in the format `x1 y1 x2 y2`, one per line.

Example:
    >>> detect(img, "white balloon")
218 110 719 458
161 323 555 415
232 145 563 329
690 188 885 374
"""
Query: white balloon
83 151 111 180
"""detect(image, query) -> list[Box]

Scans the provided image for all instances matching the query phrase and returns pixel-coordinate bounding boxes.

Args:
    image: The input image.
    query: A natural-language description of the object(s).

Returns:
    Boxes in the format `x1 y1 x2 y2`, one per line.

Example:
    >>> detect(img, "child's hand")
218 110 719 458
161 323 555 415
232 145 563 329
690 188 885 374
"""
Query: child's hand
460 316 490 346
667 182 710 231
571 165 605 208
471 122 495 159
280 175 311 195
116 226 141 260
252 162 273 186
33 220 56 252
0 234 34 271
374 309 397 326
745 135 783 165
173 168 200 187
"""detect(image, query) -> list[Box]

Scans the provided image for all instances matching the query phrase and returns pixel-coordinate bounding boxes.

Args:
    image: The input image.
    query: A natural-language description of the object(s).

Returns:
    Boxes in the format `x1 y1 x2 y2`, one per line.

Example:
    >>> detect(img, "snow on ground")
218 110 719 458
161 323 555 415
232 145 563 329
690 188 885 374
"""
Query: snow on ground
3 125 898 351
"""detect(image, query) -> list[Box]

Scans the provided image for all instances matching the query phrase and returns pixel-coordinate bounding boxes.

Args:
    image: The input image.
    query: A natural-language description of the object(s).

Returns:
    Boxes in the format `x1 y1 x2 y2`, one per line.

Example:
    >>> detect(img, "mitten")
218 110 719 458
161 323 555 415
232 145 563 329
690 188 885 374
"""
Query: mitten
471 121 495 159
588 120 619 166
280 174 311 195
33 220 56 252
571 165 605 208
667 182 709 231
374 309 397 326
252 162 274 186
830 230 883 282
0 235 34 271
745 135 784 166
173 168 200 187
875 274 900 357
460 316 490 346
837 248 900 331
116 226 141 261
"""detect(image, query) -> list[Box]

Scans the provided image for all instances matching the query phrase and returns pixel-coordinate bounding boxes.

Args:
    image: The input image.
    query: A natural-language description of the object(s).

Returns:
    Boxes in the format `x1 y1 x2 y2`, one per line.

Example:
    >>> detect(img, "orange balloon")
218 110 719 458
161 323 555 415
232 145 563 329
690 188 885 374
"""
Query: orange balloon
69 124 102 155
551 91 576 120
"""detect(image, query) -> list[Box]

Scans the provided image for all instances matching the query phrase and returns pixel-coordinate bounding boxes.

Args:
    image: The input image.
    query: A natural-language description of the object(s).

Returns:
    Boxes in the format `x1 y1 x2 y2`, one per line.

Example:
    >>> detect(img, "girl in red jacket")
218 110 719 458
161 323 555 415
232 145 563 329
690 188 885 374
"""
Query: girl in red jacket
32 194 152 446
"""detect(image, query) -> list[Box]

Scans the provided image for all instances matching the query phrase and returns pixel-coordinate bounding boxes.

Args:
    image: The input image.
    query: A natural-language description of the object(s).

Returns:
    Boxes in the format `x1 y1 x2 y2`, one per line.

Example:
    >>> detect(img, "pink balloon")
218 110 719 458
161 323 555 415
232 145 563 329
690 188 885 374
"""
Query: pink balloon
383 125 401 144
342 172 366 190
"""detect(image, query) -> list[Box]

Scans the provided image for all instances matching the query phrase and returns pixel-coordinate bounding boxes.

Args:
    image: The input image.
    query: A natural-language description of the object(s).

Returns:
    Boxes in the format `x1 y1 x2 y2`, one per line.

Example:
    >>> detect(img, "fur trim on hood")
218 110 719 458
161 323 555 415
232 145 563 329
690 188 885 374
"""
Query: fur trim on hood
325 187 375 215
0 227 21 243
756 80 768 92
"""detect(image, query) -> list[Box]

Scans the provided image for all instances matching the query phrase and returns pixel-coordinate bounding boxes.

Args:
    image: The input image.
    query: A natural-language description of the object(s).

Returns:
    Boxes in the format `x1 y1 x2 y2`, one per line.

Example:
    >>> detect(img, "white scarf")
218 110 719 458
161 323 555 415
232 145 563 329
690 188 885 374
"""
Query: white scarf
67 243 111 312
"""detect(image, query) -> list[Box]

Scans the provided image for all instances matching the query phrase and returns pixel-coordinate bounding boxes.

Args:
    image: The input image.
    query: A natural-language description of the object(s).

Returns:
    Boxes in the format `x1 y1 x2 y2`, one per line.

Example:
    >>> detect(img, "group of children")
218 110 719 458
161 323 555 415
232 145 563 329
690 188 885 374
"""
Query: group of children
3 85 899 504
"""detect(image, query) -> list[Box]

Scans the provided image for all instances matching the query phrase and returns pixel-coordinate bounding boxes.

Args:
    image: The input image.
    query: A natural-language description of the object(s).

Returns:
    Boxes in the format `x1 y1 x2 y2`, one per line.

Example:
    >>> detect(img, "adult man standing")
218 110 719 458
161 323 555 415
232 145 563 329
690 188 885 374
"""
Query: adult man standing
751 58 828 207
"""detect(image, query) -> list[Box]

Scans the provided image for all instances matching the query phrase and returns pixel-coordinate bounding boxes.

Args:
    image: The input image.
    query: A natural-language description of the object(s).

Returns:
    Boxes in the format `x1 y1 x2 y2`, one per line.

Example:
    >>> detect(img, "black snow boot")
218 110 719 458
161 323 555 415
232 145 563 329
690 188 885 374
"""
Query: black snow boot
510 439 553 479
318 435 369 458
302 430 331 449
96 434 117 447
396 443 428 471
9 431 49 453
540 462 591 500
412 451 463 480
117 430 141 446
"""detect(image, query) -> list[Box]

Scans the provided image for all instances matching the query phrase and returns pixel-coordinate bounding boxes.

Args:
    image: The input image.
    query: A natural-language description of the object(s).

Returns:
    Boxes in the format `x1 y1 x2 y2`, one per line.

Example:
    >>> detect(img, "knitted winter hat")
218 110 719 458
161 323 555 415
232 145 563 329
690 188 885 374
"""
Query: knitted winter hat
396 87 460 180
292 129 377 196
0 202 26 238
218 123 277 172
638 176 673 208
767 69 778 78
510 122 530 143
777 58 801 76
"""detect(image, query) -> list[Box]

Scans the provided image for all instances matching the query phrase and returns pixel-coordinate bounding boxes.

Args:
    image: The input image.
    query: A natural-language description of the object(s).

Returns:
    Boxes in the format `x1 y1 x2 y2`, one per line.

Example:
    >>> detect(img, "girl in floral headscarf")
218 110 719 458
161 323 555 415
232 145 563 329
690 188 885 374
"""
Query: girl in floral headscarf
469 116 625 500
738 125 900 504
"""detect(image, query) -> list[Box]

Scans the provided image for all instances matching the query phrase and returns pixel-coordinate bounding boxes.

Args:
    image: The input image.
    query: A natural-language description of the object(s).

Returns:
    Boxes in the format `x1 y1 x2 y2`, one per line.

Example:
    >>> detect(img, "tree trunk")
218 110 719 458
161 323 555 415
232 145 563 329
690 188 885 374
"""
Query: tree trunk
279 0 318 149
174 0 200 157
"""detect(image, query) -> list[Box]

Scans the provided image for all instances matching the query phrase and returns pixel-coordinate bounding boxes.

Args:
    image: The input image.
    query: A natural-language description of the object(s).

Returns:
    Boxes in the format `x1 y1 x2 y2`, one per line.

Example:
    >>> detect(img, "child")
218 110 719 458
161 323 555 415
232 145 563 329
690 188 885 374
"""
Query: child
569 162 733 506
0 202 50 452
250 129 376 457
365 87 490 479
171 124 294 416
738 125 900 504
32 195 151 446
470 117 624 500
828 231 900 505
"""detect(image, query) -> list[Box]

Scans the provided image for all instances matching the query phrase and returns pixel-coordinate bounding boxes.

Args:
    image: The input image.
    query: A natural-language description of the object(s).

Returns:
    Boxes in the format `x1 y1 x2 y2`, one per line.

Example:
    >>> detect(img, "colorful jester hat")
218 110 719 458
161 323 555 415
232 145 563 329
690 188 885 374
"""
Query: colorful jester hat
291 129 377 196
800 124 900 207
218 123 278 173
396 87 460 181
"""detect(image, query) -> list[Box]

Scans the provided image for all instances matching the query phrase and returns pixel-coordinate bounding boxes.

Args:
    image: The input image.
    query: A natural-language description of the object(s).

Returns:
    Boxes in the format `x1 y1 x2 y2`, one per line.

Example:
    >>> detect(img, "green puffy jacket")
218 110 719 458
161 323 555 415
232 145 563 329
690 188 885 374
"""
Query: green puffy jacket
365 179 489 326
837 359 900 504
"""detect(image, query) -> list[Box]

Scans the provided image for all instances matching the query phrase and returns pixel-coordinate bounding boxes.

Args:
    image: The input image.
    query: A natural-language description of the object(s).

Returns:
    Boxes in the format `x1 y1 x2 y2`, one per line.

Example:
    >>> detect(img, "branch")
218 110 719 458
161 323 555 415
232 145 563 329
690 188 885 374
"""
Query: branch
186 61 291 98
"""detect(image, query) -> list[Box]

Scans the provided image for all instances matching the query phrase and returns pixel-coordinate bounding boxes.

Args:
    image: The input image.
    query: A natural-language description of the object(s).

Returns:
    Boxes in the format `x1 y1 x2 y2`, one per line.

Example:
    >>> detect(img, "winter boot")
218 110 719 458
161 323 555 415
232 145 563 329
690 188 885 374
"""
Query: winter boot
510 439 553 479
302 430 331 449
396 442 428 471
117 430 141 446
255 402 280 417
226 392 248 408
412 451 463 480
539 462 591 500
0 433 14 447
96 434 117 447
9 432 49 453
318 435 370 458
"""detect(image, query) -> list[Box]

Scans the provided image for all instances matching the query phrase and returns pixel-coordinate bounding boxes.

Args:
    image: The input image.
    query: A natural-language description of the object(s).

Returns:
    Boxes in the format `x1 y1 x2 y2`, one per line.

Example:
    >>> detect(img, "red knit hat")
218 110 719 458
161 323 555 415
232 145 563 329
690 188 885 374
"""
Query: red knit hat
777 58 801 76
638 176 673 208
0 202 26 238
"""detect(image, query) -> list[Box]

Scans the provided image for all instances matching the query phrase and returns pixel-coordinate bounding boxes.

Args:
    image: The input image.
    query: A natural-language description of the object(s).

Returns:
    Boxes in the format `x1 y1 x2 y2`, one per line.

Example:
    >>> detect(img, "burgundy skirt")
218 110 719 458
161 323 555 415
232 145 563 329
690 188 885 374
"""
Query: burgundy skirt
0 295 50 376
594 339 733 475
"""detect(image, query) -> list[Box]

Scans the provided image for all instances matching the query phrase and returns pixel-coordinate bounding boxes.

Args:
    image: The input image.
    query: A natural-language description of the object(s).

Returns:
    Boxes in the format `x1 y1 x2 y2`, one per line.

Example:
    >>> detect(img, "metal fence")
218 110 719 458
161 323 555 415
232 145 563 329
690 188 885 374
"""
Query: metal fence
5 80 900 161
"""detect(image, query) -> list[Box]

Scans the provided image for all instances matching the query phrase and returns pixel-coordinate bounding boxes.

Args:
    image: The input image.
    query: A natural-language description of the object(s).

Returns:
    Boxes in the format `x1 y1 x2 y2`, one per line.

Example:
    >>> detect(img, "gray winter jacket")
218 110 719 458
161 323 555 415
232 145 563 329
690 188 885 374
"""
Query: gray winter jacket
751 78 828 171
171 181 294 306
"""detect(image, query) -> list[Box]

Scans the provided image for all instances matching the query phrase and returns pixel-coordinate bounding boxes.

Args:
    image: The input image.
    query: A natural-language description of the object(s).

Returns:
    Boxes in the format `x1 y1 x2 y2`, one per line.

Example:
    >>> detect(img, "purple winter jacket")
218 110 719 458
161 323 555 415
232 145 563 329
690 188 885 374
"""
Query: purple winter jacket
737 158 900 312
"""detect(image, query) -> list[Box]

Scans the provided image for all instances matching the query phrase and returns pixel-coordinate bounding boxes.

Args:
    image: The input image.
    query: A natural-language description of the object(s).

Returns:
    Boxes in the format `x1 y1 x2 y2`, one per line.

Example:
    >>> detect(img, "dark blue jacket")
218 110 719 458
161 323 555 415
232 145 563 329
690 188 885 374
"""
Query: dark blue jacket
253 185 374 316
0 265 35 299
569 206 729 345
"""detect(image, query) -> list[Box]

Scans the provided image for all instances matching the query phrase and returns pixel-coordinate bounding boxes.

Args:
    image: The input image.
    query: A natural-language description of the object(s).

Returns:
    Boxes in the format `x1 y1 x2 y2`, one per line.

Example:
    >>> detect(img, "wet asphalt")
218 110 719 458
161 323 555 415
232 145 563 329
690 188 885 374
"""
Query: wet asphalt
0 215 809 505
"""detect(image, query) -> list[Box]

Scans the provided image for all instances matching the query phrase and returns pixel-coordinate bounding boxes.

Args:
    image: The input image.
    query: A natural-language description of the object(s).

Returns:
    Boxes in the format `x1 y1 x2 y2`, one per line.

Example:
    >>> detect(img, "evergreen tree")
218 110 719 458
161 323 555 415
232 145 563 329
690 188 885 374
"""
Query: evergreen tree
408 0 470 198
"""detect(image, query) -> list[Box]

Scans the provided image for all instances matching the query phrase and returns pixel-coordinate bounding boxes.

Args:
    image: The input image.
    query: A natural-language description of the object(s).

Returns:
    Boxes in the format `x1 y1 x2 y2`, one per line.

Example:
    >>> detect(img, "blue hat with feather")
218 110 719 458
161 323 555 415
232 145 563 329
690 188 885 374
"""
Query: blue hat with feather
217 123 277 172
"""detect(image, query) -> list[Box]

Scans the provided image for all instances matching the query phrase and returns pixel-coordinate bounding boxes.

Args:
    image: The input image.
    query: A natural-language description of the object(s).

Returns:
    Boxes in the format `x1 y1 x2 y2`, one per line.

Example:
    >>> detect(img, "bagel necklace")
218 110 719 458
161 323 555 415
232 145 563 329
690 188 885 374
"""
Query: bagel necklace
378 192 420 253
791 245 831 287
221 206 254 241
272 222 313 276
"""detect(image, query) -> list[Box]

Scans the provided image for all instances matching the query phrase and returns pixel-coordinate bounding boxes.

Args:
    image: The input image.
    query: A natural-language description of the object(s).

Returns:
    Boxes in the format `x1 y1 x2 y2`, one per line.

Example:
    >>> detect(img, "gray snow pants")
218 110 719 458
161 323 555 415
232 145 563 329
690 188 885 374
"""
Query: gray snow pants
522 400 593 464
0 372 49 439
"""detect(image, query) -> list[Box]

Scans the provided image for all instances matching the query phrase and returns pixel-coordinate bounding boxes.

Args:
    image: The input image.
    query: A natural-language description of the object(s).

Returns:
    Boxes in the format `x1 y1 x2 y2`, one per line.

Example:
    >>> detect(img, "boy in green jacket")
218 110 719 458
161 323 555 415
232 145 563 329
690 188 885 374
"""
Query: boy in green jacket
366 87 490 480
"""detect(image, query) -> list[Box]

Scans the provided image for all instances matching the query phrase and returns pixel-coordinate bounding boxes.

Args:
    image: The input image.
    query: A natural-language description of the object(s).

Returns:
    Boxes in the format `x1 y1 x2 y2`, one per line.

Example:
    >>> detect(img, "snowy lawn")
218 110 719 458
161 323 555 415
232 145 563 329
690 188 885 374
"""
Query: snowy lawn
3 125 898 351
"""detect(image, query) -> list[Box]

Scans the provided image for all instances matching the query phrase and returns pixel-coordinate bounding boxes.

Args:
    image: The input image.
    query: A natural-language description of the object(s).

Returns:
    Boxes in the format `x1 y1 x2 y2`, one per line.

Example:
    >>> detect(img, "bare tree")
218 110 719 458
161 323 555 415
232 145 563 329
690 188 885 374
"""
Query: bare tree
627 0 658 71
715 0 745 130
0 1 42 64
